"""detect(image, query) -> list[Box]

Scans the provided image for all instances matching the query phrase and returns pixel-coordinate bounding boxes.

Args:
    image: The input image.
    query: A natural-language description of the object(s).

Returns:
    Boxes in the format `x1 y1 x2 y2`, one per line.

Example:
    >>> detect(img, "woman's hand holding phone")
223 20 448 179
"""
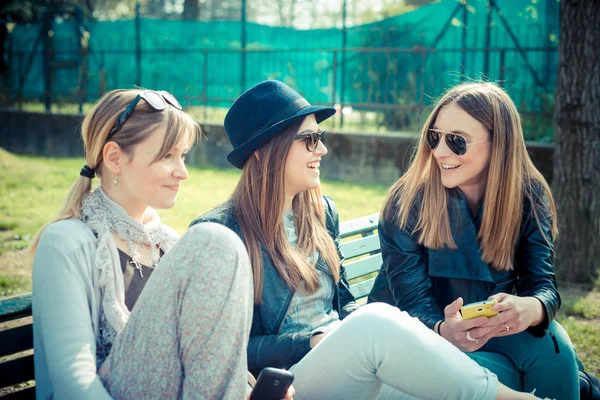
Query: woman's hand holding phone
441 297 505 352
483 293 546 337
247 386 294 400
249 368 295 400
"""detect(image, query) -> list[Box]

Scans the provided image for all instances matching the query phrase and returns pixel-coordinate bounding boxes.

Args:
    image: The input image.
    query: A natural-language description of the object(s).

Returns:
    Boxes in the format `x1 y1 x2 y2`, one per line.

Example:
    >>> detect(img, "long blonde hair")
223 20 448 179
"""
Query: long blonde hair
231 121 340 303
29 89 200 260
384 82 557 271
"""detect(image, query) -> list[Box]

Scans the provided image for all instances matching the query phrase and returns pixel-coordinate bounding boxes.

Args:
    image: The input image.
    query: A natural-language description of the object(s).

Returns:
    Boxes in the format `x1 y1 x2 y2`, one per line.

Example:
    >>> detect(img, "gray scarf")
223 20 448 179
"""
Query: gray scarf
81 187 179 333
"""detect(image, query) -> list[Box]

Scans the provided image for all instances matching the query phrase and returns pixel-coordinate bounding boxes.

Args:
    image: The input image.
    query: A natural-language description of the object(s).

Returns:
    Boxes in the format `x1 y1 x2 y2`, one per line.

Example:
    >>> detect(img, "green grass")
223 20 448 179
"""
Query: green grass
0 148 598 376
557 317 600 374
0 148 388 296
0 148 388 237
0 276 30 298
569 297 600 320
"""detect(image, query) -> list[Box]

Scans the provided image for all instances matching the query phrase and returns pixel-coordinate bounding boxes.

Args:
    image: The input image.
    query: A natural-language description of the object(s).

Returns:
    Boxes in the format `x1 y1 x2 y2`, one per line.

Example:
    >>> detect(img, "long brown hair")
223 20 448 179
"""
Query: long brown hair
384 82 557 271
29 89 200 259
231 120 340 303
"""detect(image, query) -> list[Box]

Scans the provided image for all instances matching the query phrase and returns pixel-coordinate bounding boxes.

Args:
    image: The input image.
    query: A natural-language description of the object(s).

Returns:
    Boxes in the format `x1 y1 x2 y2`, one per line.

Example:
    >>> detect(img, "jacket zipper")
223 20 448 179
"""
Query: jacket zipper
275 290 295 334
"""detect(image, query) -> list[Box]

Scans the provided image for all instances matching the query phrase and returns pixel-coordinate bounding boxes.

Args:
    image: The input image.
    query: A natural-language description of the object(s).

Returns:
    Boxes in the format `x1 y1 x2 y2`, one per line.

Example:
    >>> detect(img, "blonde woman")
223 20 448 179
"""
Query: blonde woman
368 82 580 399
192 80 544 400
30 89 255 399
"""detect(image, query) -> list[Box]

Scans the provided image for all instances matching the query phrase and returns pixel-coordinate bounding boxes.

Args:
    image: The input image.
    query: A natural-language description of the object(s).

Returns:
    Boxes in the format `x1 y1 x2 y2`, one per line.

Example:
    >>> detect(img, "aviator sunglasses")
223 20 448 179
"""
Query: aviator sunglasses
296 130 326 152
425 128 488 156
107 90 183 141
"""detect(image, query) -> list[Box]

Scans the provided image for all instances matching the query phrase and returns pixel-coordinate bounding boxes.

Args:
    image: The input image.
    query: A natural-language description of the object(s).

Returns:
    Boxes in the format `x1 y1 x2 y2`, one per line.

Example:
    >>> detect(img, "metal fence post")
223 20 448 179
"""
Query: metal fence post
340 0 347 128
499 49 506 86
203 49 208 122
461 2 468 80
419 50 426 105
100 51 106 95
135 2 141 87
484 0 492 76
240 0 247 93
42 11 53 112
332 50 338 129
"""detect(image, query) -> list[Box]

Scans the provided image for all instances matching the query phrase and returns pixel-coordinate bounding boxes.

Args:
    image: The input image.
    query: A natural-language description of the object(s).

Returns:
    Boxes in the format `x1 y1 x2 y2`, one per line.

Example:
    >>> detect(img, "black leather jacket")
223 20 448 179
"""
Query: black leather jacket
368 187 560 338
190 195 359 376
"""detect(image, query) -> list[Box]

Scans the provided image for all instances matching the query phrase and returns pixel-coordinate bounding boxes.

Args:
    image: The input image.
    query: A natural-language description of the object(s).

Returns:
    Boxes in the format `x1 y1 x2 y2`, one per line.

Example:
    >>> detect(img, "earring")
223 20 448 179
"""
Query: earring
114 177 119 186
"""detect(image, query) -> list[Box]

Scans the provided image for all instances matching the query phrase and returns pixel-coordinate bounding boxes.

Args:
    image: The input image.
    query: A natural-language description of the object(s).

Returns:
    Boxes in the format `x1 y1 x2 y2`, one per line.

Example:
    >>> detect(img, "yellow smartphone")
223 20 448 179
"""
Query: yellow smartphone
461 299 499 320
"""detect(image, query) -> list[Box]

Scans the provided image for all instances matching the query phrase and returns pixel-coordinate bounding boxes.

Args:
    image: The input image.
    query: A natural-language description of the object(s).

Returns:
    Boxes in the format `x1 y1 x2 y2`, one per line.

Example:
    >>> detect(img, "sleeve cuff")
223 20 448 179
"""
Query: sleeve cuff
527 295 551 337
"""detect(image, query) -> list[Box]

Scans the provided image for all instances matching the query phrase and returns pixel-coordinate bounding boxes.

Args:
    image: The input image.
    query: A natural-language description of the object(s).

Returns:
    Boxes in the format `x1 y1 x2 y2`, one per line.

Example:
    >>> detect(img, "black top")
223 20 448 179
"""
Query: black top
117 248 156 311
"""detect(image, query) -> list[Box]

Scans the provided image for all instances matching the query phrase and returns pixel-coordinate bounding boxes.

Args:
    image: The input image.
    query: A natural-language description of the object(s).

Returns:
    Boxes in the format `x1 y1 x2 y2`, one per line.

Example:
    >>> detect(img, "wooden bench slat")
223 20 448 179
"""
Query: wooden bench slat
1 385 36 400
339 213 379 239
0 294 33 324
0 324 33 358
349 277 377 299
345 254 383 281
340 235 381 259
0 355 35 388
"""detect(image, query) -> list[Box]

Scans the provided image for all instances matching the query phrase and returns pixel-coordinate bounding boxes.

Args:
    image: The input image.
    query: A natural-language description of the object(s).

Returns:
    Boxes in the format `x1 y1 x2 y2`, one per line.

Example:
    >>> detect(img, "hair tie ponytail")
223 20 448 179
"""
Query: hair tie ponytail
79 165 95 179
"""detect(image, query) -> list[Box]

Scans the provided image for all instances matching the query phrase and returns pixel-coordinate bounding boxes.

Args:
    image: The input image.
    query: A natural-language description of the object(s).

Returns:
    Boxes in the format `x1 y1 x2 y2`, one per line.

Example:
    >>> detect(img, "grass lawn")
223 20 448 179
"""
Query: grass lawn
1 148 598 375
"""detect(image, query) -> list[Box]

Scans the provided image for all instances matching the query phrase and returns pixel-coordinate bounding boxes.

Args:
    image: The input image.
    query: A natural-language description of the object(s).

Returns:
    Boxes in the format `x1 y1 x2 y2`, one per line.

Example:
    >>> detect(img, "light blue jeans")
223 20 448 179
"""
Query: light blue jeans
289 303 500 400
466 320 579 400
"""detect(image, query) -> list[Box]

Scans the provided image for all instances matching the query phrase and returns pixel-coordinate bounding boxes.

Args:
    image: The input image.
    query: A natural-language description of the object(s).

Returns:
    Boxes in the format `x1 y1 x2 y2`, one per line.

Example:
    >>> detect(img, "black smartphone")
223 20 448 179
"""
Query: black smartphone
250 367 294 400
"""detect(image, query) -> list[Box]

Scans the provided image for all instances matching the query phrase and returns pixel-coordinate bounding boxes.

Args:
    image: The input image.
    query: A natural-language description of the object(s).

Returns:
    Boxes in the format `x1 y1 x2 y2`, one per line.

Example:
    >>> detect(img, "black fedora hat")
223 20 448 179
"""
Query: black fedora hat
224 80 336 169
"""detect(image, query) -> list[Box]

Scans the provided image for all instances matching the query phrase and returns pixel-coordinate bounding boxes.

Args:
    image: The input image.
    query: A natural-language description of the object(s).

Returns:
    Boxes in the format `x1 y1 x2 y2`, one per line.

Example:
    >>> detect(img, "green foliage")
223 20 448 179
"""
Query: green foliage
519 93 555 142
0 276 30 297
1 0 78 23
353 1 420 25
563 293 600 320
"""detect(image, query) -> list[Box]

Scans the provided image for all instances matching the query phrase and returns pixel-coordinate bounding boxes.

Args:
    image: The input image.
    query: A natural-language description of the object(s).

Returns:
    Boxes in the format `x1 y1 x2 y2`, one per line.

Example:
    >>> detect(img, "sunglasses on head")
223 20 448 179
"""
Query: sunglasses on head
106 90 182 141
296 130 326 152
425 128 488 156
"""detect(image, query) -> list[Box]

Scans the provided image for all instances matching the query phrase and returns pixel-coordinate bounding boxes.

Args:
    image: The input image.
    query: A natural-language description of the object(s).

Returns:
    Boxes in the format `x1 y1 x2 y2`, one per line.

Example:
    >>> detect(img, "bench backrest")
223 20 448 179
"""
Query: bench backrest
0 213 382 398
0 292 35 399
339 213 381 300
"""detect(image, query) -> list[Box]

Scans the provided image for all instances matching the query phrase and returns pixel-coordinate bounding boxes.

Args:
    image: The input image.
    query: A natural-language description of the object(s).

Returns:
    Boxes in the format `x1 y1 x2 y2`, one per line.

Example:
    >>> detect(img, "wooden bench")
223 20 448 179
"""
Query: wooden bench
0 293 35 399
0 213 382 399
339 213 381 300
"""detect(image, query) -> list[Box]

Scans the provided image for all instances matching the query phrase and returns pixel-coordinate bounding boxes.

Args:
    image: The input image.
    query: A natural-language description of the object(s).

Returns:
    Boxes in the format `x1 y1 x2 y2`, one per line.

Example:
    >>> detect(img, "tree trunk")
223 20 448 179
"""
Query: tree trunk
182 0 199 20
277 0 286 26
552 0 600 283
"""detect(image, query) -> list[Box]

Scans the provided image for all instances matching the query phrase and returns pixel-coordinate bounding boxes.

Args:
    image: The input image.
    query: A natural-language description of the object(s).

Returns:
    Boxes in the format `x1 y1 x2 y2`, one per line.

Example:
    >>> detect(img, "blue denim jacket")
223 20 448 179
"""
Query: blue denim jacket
368 186 560 338
190 195 359 376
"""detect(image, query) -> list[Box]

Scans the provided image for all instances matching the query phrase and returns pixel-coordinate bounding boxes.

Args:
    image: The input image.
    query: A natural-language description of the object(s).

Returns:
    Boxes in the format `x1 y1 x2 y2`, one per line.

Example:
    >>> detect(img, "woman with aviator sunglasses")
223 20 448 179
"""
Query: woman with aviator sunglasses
192 80 546 400
368 82 580 399
30 89 262 399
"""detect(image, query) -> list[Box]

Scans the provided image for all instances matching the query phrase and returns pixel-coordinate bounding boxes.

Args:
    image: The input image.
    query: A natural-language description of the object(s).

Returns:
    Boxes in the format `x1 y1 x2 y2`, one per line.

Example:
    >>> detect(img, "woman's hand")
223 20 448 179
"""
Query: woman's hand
282 385 295 400
440 297 506 352
310 333 326 348
247 384 295 400
483 293 545 337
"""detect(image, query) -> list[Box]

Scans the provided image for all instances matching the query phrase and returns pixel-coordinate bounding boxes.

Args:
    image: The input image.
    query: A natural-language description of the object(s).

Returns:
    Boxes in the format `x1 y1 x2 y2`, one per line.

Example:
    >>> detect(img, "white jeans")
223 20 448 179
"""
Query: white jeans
289 303 499 400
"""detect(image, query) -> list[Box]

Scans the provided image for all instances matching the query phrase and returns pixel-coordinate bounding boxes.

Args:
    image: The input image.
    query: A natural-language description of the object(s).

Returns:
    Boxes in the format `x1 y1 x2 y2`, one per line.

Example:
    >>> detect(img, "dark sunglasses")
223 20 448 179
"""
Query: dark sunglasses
107 90 183 141
296 130 326 152
425 129 488 156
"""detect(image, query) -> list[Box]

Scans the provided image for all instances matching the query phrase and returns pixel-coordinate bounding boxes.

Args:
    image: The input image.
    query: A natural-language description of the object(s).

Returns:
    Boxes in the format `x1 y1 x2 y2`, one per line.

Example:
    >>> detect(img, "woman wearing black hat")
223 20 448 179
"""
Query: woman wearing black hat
191 80 542 400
